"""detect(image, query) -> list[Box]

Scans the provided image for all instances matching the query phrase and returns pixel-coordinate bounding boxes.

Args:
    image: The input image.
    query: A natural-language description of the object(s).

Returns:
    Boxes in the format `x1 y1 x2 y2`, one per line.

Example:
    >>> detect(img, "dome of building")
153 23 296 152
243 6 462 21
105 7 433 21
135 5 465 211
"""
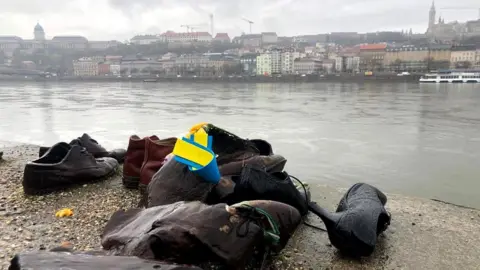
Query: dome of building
34 23 44 32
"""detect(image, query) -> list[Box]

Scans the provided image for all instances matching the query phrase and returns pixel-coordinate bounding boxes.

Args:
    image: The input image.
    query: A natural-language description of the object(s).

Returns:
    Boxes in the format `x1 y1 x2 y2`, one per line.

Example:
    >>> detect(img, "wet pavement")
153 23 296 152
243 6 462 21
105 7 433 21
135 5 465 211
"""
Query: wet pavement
1 82 480 208
279 185 480 270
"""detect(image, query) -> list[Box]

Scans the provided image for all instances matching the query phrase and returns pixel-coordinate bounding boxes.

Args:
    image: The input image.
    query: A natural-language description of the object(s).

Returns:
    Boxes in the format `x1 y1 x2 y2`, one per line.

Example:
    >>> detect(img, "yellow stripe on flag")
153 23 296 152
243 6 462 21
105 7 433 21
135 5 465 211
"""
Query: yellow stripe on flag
193 127 209 148
173 138 214 167
189 122 208 133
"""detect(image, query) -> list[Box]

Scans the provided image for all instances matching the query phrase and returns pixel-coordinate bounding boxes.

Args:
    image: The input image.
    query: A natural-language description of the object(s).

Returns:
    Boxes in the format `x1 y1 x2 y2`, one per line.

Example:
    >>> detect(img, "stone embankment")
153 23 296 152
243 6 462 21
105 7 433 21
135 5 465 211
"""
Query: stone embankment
0 74 421 84
1 143 478 269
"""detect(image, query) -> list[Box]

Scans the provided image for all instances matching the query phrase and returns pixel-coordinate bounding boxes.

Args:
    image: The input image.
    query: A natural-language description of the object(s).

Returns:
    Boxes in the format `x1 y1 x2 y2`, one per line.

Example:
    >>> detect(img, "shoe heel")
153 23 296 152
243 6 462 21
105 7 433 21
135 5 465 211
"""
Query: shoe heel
122 175 140 189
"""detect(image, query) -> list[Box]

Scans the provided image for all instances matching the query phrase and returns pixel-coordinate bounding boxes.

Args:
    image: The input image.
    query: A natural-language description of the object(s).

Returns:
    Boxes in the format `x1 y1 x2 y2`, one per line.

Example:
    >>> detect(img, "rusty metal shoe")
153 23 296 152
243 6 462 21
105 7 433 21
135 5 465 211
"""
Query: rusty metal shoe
24 142 118 195
38 133 126 163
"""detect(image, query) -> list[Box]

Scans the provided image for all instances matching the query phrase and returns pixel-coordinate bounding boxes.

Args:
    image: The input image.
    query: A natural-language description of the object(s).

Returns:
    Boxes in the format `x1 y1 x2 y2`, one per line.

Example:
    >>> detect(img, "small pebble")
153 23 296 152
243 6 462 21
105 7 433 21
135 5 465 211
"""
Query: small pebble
412 222 416 226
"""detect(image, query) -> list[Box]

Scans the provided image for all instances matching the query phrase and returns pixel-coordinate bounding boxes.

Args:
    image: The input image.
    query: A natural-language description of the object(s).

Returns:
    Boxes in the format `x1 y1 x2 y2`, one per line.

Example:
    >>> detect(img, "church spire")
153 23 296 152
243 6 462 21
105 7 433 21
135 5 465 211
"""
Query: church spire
428 1 436 31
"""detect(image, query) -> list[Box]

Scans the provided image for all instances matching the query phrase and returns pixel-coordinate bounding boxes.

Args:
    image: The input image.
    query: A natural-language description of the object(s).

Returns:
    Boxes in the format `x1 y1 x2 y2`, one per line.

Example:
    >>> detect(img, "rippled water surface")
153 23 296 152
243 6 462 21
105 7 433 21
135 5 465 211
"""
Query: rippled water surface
1 82 480 207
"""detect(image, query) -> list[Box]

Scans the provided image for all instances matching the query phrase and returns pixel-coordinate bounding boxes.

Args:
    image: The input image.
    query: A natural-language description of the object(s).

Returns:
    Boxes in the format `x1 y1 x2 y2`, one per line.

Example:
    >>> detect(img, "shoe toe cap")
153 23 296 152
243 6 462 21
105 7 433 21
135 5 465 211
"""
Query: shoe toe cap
108 149 127 163
98 157 119 170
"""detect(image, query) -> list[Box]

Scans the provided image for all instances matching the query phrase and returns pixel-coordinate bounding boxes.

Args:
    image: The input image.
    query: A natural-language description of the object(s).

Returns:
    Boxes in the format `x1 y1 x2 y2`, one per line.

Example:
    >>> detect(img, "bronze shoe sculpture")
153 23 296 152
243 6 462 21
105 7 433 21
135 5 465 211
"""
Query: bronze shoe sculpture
308 183 391 257
39 133 126 163
24 142 118 195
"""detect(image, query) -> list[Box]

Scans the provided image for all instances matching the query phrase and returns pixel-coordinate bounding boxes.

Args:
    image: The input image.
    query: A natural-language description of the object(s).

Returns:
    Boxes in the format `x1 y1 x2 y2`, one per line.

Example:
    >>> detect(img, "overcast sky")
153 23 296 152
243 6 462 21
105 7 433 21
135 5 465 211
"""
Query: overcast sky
0 0 478 41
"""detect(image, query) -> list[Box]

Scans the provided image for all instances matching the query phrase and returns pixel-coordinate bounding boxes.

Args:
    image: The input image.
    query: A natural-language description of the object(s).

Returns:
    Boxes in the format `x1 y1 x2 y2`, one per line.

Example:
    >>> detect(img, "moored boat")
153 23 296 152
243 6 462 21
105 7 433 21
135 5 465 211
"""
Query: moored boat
143 79 158 82
420 71 480 83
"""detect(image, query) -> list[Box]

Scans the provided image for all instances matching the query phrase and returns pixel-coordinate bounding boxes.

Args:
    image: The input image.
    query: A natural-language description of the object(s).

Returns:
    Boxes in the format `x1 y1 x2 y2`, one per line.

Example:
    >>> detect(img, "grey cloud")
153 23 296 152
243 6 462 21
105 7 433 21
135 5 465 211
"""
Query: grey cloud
0 0 73 14
2 0 480 40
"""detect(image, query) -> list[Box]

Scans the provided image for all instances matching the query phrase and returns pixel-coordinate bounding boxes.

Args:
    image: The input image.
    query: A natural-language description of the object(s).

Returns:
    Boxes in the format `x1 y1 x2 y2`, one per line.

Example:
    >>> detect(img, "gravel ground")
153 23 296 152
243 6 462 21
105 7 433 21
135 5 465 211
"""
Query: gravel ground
3 143 479 270
0 144 288 270
0 144 140 269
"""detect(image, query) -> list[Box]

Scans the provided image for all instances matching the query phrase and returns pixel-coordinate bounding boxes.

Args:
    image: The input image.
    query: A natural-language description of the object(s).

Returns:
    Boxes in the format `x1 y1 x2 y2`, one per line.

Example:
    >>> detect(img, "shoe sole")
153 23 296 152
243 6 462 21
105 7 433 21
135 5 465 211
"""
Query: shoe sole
139 183 147 194
122 175 140 189
137 183 148 207
23 167 118 196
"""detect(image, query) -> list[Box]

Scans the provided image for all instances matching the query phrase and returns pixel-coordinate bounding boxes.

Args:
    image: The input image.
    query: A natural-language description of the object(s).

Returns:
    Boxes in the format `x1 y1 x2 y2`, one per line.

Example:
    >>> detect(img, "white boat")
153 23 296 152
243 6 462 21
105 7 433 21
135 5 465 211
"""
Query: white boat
420 71 480 83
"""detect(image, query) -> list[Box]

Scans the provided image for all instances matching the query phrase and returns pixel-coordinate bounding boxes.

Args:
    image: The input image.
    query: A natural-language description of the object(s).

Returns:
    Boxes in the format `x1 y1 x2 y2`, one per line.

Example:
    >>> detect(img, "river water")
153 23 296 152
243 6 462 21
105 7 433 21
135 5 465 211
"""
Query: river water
1 82 479 208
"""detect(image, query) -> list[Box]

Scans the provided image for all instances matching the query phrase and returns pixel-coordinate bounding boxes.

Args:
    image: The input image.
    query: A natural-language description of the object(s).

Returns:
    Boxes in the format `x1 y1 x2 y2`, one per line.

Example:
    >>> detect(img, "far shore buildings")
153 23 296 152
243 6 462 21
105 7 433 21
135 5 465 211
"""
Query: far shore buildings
426 1 480 41
0 23 121 57
233 32 278 48
130 31 214 45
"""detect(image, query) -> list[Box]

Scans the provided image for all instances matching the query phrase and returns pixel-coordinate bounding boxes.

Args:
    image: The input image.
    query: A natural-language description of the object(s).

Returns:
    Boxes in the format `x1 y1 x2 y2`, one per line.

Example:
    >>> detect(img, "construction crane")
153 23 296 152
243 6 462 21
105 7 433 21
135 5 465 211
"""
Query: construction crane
209 13 214 37
180 24 208 33
180 25 192 32
242 18 254 34
440 7 480 19
189 26 204 32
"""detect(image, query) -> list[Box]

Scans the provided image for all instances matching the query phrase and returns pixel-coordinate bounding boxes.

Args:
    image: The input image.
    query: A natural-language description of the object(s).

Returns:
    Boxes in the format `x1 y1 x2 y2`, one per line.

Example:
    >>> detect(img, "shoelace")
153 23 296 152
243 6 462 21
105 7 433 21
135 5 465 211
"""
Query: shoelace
80 147 94 158
289 174 328 232
236 205 280 238
234 204 280 270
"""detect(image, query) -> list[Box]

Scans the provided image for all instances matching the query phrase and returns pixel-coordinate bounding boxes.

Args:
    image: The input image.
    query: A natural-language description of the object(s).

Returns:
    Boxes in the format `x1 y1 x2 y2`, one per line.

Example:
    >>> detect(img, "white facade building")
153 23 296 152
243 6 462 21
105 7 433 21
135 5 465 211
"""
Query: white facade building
161 32 212 43
294 59 322 74
130 35 165 45
346 56 360 73
322 59 336 74
271 50 281 74
73 58 98 76
256 54 272 75
281 52 300 74
334 57 343 72
110 64 121 76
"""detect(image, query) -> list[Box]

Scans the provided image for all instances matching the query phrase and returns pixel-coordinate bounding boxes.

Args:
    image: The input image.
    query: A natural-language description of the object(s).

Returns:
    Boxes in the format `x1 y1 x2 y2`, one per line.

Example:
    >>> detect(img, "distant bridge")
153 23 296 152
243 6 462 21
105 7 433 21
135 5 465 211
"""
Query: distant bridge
0 66 45 76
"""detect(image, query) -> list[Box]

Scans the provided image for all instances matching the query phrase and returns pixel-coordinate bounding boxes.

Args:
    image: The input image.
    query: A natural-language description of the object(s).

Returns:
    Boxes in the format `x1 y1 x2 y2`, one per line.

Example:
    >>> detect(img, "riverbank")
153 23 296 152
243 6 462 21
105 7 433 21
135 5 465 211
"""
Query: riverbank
1 144 479 269
0 74 421 84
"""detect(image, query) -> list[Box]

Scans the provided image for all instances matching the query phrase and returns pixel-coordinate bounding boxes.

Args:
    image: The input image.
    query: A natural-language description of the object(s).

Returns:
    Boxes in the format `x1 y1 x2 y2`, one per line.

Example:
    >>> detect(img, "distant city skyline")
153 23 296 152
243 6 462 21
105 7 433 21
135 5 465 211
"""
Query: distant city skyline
0 0 479 41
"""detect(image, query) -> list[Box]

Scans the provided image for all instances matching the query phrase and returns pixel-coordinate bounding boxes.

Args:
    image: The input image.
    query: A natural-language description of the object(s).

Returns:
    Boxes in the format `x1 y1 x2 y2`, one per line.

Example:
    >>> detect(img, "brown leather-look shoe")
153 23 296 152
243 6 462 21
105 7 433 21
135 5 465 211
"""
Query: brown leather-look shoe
122 135 158 189
38 134 126 163
23 142 118 195
138 137 177 194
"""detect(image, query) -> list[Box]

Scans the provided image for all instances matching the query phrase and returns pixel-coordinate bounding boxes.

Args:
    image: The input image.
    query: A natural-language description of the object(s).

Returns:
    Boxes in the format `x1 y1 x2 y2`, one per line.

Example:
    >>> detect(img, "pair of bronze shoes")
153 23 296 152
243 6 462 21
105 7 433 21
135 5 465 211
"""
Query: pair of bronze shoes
23 134 126 195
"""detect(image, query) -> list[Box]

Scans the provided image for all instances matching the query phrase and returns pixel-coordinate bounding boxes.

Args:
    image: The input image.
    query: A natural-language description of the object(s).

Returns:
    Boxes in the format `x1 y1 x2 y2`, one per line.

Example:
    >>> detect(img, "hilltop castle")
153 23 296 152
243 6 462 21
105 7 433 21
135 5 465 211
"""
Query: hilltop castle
427 1 480 41
0 23 120 58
